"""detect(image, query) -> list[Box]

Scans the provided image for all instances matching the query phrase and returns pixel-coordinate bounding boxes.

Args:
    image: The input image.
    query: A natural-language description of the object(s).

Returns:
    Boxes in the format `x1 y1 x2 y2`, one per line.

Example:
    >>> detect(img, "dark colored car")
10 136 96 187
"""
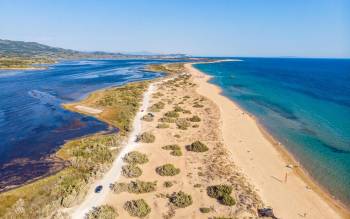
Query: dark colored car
95 185 103 193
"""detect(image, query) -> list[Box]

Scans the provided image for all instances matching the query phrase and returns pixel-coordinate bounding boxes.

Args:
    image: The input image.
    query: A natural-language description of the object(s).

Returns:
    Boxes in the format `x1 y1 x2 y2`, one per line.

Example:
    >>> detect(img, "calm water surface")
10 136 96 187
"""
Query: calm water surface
0 59 166 189
195 58 350 207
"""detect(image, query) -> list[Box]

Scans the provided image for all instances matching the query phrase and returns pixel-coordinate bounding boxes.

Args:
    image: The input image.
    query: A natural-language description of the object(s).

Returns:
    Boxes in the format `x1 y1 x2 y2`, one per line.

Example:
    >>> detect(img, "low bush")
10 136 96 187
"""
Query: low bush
141 113 154 122
194 184 201 188
149 101 165 112
128 180 157 194
174 134 180 138
176 118 190 130
164 111 179 118
157 123 169 129
162 144 180 151
199 207 211 213
86 205 118 219
170 150 182 156
193 103 204 108
163 181 173 188
173 106 184 112
192 124 199 128
207 185 233 199
207 185 235 206
219 193 236 206
122 165 142 178
123 151 148 165
169 191 193 208
110 182 128 194
124 199 151 218
159 117 176 123
110 180 156 194
186 141 209 152
156 164 180 176
136 132 155 143
188 115 201 122
183 109 192 114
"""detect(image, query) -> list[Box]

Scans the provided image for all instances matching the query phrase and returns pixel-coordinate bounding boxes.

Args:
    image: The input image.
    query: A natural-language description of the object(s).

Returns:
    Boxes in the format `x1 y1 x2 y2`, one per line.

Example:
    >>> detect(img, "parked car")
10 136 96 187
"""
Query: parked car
95 185 103 193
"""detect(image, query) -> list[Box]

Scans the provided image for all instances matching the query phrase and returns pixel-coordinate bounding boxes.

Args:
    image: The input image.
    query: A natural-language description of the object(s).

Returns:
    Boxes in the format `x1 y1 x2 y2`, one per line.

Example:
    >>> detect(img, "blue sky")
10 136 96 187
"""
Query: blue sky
0 0 349 57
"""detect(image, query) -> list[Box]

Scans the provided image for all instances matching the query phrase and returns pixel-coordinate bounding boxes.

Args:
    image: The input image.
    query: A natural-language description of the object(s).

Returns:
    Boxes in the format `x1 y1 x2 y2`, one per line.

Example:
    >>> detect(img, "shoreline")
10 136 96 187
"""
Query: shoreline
186 62 349 218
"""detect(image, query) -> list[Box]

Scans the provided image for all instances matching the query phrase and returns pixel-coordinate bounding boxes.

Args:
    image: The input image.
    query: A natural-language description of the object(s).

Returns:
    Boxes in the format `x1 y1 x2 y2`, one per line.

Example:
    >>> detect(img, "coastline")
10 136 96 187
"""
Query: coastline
186 62 349 218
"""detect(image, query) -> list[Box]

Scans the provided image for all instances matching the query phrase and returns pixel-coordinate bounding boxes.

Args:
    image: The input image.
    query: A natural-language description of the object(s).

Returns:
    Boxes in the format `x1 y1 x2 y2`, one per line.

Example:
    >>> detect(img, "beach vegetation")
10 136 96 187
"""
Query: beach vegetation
123 151 149 165
122 165 142 178
188 115 201 122
159 117 176 123
148 101 165 112
155 164 180 176
207 185 235 206
170 150 182 156
168 191 193 208
86 205 118 219
176 118 190 130
136 132 155 143
162 144 181 151
199 207 211 213
156 123 169 128
193 103 204 108
163 181 174 188
111 180 156 194
174 134 180 138
186 141 209 152
124 199 151 218
141 113 154 122
164 111 179 118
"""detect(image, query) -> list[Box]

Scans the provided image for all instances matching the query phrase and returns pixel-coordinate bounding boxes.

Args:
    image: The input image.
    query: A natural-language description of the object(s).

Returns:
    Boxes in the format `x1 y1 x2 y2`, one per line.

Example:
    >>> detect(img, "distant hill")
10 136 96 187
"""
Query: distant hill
0 39 80 58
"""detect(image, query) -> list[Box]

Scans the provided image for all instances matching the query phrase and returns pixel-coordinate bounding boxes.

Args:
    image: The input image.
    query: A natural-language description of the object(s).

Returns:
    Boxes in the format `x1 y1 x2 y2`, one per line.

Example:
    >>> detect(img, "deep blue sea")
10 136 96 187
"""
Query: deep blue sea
0 59 167 189
195 58 350 207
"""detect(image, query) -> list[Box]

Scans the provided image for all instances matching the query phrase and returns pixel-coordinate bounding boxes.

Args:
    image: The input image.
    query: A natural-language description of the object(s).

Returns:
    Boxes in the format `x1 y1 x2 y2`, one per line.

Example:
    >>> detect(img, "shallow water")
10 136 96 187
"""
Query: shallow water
0 59 166 189
195 58 350 207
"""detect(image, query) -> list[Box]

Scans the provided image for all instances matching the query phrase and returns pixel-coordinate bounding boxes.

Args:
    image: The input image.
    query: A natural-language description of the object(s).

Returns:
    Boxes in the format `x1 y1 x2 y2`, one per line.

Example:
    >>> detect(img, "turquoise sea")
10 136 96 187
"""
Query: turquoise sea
195 58 350 207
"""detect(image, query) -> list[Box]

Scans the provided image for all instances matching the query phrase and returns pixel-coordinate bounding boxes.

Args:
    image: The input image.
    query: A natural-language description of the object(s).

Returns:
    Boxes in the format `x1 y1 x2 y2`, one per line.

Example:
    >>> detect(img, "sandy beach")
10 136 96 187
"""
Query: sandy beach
186 63 348 219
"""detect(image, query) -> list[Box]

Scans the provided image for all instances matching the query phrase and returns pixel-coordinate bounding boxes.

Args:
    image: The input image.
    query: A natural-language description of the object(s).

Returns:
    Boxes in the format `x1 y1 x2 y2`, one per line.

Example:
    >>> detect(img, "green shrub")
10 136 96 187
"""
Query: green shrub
86 205 118 219
174 134 180 138
176 118 190 130
155 164 180 176
122 165 142 178
136 132 155 143
149 101 165 112
141 113 154 122
164 111 179 118
124 199 151 218
111 180 156 194
207 185 233 199
163 181 173 188
183 109 192 114
169 191 193 208
127 180 157 194
123 151 149 165
170 150 182 156
207 185 235 206
194 184 201 188
173 106 184 112
188 115 201 122
219 193 236 206
199 207 211 213
193 103 204 108
157 123 169 128
192 124 199 128
110 182 128 194
162 144 180 151
159 117 176 123
186 141 209 152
